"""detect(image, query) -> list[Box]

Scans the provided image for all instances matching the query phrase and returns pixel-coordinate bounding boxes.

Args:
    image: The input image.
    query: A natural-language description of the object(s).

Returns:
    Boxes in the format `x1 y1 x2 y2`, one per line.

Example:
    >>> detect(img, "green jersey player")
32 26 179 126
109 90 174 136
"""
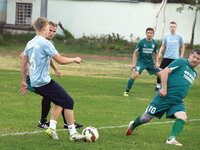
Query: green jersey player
124 28 161 96
126 48 200 146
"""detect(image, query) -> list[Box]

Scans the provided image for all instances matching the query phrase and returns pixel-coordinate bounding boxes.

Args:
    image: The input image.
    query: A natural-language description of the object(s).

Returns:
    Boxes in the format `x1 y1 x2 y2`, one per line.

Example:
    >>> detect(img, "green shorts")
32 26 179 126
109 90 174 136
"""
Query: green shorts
26 75 36 93
134 61 160 75
145 94 186 119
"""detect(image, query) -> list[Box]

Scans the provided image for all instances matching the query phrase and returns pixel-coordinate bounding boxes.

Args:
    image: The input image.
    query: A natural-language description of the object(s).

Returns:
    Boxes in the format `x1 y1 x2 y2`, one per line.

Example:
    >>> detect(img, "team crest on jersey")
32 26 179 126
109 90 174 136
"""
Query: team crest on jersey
152 44 155 48
144 44 146 47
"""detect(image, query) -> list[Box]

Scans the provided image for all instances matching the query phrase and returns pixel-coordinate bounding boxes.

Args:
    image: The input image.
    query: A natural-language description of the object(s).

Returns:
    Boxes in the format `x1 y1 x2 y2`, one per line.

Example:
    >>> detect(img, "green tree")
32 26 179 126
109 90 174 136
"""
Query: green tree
177 0 200 46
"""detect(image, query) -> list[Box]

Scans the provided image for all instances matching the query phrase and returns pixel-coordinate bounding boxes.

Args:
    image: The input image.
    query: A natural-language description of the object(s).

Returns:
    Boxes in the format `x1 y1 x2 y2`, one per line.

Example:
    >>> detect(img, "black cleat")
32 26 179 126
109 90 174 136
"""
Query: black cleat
38 121 49 129
154 87 159 92
64 122 84 129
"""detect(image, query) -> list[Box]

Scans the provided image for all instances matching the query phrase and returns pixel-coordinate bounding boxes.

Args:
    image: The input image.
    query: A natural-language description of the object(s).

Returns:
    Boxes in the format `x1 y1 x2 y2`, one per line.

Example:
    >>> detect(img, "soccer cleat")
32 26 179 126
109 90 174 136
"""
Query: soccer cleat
124 92 129 96
126 127 133 136
126 121 134 136
46 128 59 140
166 138 183 146
154 87 159 92
70 132 86 141
64 122 84 129
38 121 49 129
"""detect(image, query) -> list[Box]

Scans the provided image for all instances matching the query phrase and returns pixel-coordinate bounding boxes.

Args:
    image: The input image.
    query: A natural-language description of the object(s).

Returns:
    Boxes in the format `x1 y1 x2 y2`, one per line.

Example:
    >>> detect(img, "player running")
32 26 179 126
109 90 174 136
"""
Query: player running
126 48 200 146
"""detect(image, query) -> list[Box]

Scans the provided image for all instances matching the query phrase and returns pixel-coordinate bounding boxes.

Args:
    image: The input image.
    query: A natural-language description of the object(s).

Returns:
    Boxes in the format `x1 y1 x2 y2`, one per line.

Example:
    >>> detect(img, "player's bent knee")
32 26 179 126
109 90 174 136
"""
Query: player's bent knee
175 112 187 121
132 72 139 79
140 113 153 123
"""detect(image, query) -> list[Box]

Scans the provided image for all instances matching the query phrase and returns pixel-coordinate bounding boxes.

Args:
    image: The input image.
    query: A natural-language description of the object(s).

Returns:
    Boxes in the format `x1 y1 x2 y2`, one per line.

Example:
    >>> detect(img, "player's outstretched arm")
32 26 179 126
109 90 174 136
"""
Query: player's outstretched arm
159 67 171 97
50 59 62 78
53 53 82 65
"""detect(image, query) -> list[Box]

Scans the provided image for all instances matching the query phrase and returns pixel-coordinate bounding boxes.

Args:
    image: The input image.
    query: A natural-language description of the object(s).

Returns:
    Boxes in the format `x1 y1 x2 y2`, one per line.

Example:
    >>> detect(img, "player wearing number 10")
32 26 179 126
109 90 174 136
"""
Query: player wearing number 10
126 49 200 146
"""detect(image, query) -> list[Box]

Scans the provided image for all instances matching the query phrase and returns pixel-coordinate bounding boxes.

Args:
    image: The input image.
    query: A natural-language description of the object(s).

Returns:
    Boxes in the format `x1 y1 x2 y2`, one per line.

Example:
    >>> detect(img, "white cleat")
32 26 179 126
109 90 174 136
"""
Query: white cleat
166 138 183 146
70 132 86 141
124 92 129 96
46 128 59 140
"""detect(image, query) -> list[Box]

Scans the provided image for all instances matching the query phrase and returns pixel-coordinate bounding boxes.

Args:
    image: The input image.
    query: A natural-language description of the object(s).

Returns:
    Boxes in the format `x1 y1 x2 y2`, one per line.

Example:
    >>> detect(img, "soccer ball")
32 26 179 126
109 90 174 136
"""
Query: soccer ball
82 126 99 142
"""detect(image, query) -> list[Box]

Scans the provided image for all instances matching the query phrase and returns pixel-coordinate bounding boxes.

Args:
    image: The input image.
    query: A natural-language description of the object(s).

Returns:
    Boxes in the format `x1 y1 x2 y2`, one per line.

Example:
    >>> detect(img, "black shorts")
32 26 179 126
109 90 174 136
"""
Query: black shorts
159 58 175 69
34 79 74 110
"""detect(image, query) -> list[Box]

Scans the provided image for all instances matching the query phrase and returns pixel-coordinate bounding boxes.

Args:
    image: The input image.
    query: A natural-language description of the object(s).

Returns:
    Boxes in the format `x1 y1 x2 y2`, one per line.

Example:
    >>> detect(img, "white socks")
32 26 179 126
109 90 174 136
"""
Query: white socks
156 84 161 88
68 124 77 135
49 120 57 130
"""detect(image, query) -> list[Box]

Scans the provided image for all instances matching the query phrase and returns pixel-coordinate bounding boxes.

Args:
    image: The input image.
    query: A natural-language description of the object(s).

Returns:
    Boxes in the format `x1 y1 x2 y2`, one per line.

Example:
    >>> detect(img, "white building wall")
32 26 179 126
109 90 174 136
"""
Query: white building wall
5 0 200 44
6 0 41 25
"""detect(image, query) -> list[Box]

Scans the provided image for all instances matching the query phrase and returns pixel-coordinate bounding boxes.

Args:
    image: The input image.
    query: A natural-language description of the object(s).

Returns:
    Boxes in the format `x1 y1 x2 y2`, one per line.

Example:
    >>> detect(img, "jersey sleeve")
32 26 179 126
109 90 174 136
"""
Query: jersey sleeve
44 41 58 58
179 34 185 45
167 58 184 72
154 40 158 53
162 35 167 45
135 41 141 51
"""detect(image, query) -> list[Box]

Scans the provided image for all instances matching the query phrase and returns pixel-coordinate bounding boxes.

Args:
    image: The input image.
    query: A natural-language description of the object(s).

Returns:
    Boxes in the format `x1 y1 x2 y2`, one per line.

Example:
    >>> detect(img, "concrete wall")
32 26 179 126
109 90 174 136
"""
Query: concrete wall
5 0 200 44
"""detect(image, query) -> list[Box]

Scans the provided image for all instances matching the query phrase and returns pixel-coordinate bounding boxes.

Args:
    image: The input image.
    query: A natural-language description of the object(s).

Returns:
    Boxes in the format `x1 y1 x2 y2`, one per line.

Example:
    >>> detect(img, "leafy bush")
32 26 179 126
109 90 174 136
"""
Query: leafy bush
0 35 5 45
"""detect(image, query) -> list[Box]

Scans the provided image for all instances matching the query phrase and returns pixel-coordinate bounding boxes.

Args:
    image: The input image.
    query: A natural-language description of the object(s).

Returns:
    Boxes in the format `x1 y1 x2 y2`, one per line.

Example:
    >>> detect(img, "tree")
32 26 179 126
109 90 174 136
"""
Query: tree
154 0 168 37
177 0 200 46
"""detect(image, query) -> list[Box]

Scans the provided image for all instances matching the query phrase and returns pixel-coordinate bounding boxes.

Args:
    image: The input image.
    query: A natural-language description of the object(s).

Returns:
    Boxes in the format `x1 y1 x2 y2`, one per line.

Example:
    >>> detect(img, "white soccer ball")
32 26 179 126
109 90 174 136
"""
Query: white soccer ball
82 126 99 142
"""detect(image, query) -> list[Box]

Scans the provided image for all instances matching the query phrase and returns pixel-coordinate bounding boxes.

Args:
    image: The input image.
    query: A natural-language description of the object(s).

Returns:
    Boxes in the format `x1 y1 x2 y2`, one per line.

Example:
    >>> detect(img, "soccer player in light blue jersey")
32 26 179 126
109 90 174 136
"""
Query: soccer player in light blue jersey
126 49 200 146
20 17 85 141
155 21 185 91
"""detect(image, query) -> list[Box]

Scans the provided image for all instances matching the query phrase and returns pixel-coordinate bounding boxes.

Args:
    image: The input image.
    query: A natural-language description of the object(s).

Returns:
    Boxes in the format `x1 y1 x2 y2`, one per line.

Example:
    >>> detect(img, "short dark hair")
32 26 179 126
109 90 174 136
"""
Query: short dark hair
192 48 200 55
170 21 177 25
146 27 154 33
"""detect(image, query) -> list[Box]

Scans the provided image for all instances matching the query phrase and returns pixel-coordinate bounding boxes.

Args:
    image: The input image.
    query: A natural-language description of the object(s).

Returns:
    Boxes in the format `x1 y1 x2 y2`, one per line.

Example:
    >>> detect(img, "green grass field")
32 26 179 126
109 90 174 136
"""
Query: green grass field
0 54 200 150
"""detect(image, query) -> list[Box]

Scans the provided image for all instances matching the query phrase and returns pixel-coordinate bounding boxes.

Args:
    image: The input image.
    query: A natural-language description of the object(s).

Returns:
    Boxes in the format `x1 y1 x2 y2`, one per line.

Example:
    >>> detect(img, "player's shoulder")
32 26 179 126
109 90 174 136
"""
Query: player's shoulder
139 38 146 43
152 39 158 44
175 33 184 39
163 33 170 38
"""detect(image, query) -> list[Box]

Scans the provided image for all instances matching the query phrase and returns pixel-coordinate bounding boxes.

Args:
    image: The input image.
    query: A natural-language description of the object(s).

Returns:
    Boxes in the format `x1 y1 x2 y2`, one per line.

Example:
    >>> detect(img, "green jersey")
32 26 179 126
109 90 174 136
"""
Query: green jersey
135 38 158 64
166 58 197 101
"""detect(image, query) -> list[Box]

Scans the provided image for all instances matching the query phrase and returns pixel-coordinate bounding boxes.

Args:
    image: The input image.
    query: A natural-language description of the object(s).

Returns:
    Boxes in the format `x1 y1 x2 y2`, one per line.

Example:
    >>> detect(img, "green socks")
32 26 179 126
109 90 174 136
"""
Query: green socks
130 116 143 130
169 118 185 139
126 78 134 92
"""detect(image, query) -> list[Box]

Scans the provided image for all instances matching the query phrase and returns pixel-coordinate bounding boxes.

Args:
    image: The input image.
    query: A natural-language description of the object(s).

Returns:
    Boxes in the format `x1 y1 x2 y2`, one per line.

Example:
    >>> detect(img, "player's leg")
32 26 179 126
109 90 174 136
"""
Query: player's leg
155 58 174 91
166 111 187 146
38 97 51 129
46 104 62 140
124 63 145 96
62 109 83 129
126 113 153 135
124 71 139 96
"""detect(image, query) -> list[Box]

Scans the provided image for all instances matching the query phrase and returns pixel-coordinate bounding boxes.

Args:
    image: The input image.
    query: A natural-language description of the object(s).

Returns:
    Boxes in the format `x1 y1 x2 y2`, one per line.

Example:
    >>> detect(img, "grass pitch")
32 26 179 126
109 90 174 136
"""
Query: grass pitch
0 55 200 150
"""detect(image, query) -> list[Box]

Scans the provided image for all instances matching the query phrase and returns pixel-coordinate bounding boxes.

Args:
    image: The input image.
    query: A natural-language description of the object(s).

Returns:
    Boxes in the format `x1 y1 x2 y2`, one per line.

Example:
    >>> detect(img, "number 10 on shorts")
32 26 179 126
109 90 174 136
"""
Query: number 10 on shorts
145 105 156 114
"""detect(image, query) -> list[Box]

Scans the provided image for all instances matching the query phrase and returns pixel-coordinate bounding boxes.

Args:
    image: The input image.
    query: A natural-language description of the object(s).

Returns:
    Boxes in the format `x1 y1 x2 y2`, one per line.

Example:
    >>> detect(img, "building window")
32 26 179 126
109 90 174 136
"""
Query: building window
16 3 32 26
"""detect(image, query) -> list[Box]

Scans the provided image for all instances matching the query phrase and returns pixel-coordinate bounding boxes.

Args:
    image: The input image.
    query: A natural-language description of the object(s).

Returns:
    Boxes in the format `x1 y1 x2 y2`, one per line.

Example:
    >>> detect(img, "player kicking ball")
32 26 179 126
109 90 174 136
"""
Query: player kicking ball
126 49 200 146
20 17 85 141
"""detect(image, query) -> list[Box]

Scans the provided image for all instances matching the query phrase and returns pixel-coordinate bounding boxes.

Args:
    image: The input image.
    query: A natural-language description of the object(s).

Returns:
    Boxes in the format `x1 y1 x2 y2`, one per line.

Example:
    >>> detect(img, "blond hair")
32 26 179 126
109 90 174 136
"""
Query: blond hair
33 17 49 32
49 21 58 27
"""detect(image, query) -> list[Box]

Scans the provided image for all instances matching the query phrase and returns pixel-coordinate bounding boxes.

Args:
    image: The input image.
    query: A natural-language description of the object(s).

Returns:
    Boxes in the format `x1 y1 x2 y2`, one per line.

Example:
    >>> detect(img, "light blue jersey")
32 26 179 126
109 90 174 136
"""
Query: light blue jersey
24 35 58 87
163 33 184 59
